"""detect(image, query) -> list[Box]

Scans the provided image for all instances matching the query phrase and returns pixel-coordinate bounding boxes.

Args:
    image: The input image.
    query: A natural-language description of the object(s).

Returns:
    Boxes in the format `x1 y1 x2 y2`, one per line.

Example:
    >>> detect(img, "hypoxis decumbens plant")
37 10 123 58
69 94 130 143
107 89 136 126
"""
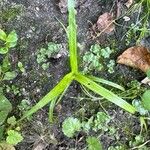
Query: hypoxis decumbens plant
19 0 136 122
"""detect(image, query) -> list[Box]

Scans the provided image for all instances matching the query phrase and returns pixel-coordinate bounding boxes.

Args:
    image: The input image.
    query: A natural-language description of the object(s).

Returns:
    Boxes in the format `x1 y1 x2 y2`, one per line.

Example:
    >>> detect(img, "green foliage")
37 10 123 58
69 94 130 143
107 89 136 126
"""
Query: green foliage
3 71 17 81
129 135 145 147
37 42 62 70
6 130 23 145
86 136 102 150
62 117 81 138
0 5 22 22
0 88 12 125
18 99 31 114
108 146 126 150
0 30 18 82
18 62 25 73
62 112 116 141
0 29 18 54
119 80 145 100
83 44 115 73
93 112 111 131
5 85 21 96
132 99 148 115
82 116 94 133
141 90 150 110
19 0 136 126
107 60 115 74
7 116 17 126
125 0 150 44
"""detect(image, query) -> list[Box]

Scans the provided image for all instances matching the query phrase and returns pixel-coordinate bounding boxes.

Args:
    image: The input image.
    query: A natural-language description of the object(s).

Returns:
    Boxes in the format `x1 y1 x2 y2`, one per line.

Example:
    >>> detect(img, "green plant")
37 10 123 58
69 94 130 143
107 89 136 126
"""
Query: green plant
108 145 126 150
0 88 12 126
0 29 18 54
86 136 102 150
62 117 81 138
18 62 25 73
62 112 114 138
0 30 18 83
132 99 148 116
82 44 115 73
93 112 111 131
124 0 150 44
18 0 136 125
36 42 63 70
141 90 150 111
0 29 23 145
0 89 23 145
6 130 23 145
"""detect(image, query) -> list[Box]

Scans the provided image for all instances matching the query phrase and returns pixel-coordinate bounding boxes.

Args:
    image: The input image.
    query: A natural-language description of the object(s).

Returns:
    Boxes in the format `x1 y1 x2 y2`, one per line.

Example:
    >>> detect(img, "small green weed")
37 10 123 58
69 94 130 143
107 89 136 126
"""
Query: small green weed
62 117 81 138
82 44 115 74
0 29 18 54
124 0 150 44
108 146 126 150
86 136 102 150
62 112 113 137
17 0 136 127
37 42 63 70
0 29 23 145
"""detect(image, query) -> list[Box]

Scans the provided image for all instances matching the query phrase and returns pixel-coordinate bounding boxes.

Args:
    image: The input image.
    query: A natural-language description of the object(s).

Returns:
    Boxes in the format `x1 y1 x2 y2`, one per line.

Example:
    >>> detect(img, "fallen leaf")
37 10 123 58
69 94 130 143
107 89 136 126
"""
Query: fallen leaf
117 46 150 72
95 12 115 34
125 0 133 8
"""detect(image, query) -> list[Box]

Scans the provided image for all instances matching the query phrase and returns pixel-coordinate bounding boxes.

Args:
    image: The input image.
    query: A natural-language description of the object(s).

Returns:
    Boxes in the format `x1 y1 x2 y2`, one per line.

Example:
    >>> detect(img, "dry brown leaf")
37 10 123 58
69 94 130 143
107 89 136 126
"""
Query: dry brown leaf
125 0 133 8
96 12 115 34
117 46 150 72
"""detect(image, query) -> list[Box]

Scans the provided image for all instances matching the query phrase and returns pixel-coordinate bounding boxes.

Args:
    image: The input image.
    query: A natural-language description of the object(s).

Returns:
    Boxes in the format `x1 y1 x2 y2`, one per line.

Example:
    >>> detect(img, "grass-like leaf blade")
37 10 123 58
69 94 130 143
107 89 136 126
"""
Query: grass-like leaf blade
75 73 136 114
19 72 74 122
87 75 125 91
68 0 78 73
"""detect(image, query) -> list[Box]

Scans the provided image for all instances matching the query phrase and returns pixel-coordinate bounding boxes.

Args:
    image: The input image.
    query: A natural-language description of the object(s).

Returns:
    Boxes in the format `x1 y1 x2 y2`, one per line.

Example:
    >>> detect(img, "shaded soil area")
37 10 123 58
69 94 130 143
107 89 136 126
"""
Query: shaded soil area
0 0 150 150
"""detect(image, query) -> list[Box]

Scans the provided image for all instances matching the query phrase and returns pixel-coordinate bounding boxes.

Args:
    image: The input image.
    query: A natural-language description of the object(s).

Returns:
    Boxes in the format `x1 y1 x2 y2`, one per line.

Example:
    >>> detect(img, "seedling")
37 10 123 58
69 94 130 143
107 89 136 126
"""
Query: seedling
82 44 115 73
19 0 136 122
36 42 63 70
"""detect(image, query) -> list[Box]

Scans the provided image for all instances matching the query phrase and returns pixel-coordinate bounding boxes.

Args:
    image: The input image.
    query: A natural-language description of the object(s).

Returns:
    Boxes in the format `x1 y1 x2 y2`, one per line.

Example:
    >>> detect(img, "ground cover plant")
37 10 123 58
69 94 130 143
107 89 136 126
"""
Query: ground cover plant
18 0 136 123
0 0 150 149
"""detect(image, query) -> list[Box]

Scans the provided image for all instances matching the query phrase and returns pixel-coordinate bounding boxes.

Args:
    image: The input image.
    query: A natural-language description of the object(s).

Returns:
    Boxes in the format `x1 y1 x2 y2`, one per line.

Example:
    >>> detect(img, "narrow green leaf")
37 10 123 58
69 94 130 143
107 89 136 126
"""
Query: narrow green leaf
49 97 57 123
140 117 147 133
87 75 125 91
68 0 78 73
75 73 136 114
19 72 74 122
49 83 70 123
0 29 7 41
